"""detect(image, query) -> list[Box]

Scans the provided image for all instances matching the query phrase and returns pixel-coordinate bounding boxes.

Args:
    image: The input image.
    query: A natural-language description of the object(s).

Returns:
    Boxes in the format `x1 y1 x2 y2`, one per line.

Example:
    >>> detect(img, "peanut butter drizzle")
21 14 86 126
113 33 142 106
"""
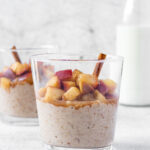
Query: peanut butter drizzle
39 98 117 110
0 77 33 93
93 53 106 77
11 79 33 87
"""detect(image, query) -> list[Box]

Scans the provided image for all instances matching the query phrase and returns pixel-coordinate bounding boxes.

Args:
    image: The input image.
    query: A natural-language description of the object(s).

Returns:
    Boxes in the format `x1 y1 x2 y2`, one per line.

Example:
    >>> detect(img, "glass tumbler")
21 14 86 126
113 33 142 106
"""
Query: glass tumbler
0 47 54 126
31 53 123 150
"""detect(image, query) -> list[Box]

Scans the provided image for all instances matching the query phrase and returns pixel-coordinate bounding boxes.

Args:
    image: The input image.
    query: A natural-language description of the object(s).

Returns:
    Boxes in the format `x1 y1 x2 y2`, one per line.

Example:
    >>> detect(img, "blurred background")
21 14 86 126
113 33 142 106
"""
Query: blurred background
0 0 125 54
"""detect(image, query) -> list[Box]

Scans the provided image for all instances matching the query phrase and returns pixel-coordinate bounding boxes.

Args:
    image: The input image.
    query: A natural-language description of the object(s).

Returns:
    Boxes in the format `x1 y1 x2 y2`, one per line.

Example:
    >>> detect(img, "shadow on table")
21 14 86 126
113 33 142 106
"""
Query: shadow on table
114 141 150 150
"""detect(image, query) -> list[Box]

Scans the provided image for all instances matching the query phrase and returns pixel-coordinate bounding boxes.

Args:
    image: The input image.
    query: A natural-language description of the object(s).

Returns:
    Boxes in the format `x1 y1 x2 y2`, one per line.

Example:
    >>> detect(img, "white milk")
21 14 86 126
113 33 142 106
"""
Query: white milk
117 25 150 105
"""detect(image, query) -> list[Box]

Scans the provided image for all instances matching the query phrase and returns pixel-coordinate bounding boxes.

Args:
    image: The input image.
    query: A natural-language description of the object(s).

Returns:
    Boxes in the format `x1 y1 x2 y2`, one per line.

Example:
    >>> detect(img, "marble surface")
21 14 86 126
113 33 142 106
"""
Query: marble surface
0 0 126 54
0 105 150 150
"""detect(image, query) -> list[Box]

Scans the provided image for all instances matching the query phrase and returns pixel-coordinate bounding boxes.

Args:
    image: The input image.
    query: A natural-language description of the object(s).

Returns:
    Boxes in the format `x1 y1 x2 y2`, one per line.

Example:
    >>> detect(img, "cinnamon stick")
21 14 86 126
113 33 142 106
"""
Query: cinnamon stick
93 53 106 78
11 46 21 63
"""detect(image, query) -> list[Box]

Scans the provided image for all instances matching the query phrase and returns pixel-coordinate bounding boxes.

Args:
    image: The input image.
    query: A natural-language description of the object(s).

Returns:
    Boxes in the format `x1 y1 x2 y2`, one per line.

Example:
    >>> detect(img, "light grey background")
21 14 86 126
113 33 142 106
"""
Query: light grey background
0 0 126 54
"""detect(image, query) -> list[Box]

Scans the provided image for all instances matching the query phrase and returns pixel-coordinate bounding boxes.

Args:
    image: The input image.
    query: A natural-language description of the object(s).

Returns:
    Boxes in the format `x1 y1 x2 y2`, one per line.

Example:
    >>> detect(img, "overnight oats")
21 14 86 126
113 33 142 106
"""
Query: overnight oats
0 46 52 125
31 53 123 149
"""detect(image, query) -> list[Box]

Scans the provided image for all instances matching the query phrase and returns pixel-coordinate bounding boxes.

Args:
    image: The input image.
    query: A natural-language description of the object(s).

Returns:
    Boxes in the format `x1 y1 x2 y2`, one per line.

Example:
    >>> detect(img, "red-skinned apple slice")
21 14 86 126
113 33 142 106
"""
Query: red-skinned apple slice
56 69 72 80
80 82 94 94
96 80 108 95
3 68 16 80
17 72 33 84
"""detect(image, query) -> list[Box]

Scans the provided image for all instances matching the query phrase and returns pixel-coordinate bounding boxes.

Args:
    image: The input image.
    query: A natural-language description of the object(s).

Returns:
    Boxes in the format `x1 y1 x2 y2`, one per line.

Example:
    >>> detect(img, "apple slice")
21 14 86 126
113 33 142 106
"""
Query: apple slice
17 72 33 84
63 87 80 101
3 68 16 80
46 76 61 88
62 81 76 91
44 87 64 102
39 87 47 97
103 79 117 94
96 80 108 95
11 62 29 76
72 69 82 81
94 90 107 103
80 82 94 94
56 69 72 81
77 73 98 91
0 77 11 91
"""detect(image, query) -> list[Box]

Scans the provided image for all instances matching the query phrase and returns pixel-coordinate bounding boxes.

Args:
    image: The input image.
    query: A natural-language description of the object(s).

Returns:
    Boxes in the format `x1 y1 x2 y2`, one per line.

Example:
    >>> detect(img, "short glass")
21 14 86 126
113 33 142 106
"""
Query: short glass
0 47 55 126
31 53 123 150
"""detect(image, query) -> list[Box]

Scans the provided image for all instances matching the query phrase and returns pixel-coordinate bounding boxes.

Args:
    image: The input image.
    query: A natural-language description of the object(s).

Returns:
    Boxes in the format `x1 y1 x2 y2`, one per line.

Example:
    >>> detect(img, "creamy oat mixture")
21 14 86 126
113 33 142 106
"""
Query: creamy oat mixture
37 100 117 148
0 83 37 118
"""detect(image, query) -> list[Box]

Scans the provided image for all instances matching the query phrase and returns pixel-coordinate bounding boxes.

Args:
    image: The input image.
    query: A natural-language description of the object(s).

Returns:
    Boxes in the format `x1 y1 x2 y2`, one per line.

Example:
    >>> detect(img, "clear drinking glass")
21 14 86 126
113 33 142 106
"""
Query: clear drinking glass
0 47 55 126
31 53 123 150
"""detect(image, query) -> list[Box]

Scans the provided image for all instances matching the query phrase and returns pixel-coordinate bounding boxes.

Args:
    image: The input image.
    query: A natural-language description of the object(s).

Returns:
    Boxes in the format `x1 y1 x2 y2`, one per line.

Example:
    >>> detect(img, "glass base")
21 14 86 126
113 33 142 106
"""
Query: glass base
0 113 38 126
120 103 150 107
44 144 113 150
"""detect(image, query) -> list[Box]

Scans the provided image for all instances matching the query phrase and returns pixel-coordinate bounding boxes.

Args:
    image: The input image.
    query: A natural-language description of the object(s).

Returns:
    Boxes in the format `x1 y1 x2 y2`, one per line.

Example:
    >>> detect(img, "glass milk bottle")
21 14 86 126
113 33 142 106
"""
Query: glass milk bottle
117 0 150 106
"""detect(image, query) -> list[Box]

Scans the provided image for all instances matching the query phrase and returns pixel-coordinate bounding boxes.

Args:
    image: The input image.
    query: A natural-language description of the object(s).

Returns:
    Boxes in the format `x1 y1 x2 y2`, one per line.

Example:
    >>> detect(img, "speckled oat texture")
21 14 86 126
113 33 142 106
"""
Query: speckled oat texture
37 100 117 148
0 83 37 118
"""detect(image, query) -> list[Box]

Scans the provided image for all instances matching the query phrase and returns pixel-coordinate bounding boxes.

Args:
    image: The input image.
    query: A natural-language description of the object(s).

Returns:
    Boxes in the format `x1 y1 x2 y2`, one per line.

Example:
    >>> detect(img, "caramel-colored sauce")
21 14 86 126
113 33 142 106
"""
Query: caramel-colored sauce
39 98 118 110
0 75 33 92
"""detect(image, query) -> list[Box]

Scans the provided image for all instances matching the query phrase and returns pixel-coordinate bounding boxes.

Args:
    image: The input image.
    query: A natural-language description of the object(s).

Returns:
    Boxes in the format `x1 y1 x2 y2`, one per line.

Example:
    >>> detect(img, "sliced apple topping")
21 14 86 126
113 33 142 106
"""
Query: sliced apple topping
39 52 118 107
46 76 61 88
3 68 16 80
63 87 81 101
0 77 11 91
96 80 108 95
94 90 107 103
80 82 94 94
44 87 64 102
72 69 82 81
103 79 116 94
39 88 47 97
10 62 29 76
77 74 98 93
62 81 76 91
55 69 72 80
17 72 33 84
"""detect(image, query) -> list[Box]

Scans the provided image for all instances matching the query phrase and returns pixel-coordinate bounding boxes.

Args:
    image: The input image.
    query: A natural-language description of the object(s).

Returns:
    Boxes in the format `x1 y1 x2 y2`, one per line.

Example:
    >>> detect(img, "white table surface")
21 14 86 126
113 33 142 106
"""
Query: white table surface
0 105 150 150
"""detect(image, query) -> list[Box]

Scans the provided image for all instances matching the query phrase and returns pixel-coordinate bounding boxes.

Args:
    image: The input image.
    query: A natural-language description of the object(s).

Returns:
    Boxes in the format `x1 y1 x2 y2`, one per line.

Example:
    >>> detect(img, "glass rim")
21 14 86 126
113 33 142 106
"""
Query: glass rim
31 53 124 63
0 46 57 52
